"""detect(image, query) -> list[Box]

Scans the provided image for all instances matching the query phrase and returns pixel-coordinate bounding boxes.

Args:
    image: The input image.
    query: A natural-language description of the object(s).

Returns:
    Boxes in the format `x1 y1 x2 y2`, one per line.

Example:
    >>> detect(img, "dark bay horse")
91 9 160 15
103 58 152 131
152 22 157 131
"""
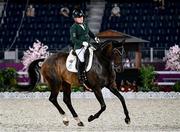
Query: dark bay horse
28 40 130 126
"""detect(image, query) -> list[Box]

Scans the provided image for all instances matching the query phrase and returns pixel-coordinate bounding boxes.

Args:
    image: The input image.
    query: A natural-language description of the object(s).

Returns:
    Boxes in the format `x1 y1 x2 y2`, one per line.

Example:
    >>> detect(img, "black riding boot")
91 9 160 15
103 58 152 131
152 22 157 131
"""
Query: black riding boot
77 61 88 84
77 60 92 91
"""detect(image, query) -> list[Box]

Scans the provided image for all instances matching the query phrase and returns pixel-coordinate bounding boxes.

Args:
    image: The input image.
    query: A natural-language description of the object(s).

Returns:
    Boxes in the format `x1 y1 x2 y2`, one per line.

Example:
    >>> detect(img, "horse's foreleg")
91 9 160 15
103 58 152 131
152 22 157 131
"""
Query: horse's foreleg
108 87 130 124
49 91 69 126
63 82 84 126
88 88 106 122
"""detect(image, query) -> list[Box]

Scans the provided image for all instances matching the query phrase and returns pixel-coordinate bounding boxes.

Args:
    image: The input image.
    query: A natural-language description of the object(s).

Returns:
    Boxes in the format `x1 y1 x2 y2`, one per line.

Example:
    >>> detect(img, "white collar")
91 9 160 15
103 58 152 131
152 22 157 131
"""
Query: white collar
79 24 85 30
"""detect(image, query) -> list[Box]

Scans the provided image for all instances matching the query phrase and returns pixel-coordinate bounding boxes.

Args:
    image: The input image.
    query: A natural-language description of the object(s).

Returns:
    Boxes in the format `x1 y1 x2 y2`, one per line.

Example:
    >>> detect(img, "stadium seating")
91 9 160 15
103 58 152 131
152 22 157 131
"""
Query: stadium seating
101 0 180 49
1 0 179 53
0 1 86 51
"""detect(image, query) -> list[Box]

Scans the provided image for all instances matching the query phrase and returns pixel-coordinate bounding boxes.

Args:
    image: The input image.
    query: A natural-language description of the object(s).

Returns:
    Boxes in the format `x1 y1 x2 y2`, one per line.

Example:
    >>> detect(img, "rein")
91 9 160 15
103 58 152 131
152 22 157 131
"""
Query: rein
96 39 125 72
112 45 125 72
113 45 125 56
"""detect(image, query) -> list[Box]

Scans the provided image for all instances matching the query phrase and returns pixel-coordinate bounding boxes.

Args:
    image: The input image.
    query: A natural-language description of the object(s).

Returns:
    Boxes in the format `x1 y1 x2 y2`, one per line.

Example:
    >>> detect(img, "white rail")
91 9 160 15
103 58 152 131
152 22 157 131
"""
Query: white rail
154 71 180 74
155 71 180 86
17 71 29 85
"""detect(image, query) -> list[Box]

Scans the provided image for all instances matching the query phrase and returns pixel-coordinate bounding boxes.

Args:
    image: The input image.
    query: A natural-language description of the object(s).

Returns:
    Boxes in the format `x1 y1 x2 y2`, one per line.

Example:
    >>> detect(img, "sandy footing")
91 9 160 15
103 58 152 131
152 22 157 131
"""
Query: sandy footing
0 98 180 131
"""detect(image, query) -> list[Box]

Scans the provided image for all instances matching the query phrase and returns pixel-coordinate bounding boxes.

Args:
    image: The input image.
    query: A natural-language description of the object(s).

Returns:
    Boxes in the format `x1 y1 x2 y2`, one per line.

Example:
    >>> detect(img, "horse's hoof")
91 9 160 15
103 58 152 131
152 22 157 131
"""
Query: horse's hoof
78 121 84 126
63 120 69 126
125 118 130 124
88 115 94 122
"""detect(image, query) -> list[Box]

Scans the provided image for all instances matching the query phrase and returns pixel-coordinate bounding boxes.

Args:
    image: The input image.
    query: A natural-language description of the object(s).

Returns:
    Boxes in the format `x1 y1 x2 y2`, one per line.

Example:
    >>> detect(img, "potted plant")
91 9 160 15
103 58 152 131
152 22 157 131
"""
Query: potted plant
0 67 18 92
138 65 159 92
172 82 180 92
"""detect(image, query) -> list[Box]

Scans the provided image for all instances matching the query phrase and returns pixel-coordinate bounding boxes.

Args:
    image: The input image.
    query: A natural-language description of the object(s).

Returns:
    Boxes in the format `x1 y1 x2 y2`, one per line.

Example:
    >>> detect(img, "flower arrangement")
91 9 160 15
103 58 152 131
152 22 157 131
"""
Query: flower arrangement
164 45 180 71
21 40 49 71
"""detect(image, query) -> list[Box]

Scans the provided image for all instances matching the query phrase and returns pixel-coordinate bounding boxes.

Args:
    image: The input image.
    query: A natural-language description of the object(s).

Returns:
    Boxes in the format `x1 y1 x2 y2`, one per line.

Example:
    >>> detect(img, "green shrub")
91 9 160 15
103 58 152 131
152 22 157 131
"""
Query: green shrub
172 82 180 92
138 65 159 92
3 67 18 86
33 83 50 92
71 85 83 92
33 84 84 92
0 71 5 90
0 67 19 92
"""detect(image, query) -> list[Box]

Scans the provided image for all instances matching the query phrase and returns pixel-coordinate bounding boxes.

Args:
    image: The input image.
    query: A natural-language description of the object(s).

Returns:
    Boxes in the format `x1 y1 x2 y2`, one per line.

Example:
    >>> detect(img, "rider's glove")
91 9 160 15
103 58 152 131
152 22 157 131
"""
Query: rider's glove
95 37 100 43
82 41 89 47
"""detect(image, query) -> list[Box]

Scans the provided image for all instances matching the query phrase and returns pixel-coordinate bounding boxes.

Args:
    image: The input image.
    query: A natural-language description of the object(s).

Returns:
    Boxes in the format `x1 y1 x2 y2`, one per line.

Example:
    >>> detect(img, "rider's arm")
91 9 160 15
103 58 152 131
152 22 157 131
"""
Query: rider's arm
88 29 95 39
86 23 100 43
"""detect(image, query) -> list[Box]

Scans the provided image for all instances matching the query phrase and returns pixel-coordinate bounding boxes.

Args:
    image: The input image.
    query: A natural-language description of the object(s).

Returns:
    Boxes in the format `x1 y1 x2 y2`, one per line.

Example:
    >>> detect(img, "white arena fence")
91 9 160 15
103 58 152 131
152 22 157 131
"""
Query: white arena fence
0 91 180 99
1 71 179 100
154 71 180 86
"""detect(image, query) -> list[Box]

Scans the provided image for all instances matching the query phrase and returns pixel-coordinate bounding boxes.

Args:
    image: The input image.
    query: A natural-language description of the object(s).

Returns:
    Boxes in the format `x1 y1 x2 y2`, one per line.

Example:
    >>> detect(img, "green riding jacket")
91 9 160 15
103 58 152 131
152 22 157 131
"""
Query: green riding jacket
70 22 95 49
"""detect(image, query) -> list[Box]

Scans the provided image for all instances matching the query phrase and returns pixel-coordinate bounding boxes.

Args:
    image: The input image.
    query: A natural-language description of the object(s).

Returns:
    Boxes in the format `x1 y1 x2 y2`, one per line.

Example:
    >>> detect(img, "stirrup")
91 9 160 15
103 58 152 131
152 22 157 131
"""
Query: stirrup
79 74 92 92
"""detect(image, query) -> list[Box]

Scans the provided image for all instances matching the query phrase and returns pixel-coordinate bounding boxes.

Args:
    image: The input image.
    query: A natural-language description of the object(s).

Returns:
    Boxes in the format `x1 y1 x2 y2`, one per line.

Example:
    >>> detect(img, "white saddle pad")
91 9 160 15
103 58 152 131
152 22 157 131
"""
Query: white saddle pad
66 47 94 73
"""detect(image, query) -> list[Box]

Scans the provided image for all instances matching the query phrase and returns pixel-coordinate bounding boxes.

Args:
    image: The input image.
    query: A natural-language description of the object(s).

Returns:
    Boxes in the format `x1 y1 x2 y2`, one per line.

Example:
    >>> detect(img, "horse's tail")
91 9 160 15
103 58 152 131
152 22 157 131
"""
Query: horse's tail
27 58 45 90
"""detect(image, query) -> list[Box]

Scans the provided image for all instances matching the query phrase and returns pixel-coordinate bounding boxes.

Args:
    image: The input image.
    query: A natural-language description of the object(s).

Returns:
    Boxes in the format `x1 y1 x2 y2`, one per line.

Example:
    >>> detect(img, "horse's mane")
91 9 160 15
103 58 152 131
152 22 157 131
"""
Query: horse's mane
100 40 116 49
95 39 125 62
99 39 125 49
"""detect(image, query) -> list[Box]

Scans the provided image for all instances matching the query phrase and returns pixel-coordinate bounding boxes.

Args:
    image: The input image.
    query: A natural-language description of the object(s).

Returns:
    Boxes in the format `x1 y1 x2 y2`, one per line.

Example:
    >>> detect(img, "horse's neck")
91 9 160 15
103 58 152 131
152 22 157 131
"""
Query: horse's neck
99 43 113 60
94 50 112 67
89 42 114 71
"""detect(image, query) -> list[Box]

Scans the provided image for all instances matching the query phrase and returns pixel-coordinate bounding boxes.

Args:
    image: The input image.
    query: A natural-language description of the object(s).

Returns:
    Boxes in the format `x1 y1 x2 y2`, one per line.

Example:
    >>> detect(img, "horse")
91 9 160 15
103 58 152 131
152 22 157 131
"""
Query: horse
27 40 130 126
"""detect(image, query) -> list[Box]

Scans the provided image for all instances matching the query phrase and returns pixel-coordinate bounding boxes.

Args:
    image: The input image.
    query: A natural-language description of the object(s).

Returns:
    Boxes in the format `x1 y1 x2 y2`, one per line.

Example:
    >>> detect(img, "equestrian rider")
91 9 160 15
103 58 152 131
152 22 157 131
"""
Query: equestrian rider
70 9 100 84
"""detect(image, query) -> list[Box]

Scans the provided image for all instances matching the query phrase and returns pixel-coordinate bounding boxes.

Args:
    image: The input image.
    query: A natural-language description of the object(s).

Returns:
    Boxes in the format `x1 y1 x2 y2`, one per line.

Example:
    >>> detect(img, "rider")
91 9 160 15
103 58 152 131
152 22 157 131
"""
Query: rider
70 9 100 84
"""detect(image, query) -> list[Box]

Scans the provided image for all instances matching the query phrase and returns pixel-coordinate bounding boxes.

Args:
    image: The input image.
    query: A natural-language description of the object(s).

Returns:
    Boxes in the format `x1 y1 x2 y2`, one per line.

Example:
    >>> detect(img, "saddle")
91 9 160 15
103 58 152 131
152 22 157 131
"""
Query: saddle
66 46 95 73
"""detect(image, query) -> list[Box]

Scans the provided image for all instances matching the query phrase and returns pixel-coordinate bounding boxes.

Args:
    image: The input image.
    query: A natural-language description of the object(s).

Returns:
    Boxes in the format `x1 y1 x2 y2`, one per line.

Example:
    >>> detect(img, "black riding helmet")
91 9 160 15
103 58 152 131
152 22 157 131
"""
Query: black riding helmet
72 9 84 18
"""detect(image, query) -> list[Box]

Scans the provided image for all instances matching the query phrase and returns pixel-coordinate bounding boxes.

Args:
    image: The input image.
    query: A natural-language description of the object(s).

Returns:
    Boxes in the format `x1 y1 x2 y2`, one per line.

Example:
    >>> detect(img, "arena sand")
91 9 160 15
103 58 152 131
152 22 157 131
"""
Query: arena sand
0 98 180 132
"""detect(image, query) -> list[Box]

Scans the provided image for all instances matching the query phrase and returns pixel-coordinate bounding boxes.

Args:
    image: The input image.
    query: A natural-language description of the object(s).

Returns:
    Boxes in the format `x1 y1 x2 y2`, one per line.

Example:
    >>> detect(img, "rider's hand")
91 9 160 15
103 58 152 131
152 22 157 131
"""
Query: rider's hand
95 37 100 43
82 41 89 47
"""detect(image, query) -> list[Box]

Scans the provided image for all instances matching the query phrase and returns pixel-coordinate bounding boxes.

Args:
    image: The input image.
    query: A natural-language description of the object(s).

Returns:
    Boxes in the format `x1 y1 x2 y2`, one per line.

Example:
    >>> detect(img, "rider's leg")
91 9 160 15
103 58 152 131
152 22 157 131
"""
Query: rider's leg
75 47 87 83
77 60 85 83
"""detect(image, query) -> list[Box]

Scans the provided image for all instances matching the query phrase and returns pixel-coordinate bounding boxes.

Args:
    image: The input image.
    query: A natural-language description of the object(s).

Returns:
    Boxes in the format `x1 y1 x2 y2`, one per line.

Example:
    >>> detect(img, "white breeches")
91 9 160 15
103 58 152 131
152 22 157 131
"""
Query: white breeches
75 46 87 62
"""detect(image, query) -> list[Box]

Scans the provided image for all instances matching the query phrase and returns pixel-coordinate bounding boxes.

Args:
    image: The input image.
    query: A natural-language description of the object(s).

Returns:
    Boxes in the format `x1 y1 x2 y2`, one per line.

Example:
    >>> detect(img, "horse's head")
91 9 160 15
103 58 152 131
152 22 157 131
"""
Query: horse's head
99 39 125 73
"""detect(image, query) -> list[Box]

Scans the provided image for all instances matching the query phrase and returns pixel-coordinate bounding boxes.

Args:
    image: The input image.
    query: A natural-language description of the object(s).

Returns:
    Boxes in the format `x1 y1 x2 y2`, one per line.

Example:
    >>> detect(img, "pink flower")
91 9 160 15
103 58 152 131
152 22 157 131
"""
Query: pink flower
21 40 49 71
165 44 180 71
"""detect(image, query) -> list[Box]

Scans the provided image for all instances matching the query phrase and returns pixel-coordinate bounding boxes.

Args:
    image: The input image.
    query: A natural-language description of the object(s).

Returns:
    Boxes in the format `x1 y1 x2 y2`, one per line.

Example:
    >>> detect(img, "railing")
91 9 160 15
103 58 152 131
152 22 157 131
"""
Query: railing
155 71 180 86
17 71 180 87
17 71 29 85
17 71 45 85
141 48 167 62
0 47 69 61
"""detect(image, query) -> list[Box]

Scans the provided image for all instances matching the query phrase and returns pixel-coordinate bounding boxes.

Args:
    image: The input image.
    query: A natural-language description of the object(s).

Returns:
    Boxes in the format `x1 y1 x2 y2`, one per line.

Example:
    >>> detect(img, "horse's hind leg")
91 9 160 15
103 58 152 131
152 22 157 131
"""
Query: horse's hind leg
108 86 130 124
88 88 106 122
62 81 84 126
49 87 69 126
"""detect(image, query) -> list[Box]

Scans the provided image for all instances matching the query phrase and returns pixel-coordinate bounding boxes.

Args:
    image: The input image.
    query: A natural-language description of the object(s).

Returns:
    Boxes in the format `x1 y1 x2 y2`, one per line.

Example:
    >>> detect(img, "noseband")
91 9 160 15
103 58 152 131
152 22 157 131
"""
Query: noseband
112 46 125 71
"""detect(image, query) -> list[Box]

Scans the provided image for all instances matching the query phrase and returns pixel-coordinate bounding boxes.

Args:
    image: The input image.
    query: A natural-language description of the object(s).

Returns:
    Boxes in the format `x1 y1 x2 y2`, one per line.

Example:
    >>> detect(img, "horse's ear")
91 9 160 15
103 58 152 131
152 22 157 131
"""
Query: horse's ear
111 40 119 47
121 38 126 45
111 39 125 47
